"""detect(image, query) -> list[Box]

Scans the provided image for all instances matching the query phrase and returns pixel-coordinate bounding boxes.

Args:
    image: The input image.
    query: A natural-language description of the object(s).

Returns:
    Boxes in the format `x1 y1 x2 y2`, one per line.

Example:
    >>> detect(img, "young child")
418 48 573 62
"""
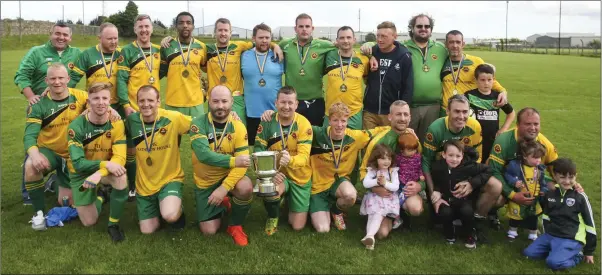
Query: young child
504 140 548 242
430 140 491 249
465 63 516 163
523 158 596 270
394 133 424 229
360 144 400 250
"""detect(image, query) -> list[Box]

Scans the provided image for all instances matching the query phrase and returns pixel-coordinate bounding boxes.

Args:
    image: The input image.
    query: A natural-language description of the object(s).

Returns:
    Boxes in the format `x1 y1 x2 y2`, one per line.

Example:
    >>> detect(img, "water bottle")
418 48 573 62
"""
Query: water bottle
62 196 69 207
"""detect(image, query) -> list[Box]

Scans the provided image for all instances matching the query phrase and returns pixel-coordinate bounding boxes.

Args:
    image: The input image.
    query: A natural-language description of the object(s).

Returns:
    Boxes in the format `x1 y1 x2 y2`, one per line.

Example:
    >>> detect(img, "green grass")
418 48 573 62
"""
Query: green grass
1 48 600 274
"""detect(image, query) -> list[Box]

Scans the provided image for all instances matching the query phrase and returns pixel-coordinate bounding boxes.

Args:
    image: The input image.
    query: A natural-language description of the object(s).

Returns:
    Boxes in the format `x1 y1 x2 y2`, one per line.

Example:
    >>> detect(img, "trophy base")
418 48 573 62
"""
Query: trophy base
255 191 279 197
255 180 278 197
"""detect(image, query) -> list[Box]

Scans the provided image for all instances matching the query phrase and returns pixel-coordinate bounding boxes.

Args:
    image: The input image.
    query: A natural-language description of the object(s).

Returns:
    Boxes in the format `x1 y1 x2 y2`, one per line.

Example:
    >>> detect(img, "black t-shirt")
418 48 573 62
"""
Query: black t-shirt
465 89 513 140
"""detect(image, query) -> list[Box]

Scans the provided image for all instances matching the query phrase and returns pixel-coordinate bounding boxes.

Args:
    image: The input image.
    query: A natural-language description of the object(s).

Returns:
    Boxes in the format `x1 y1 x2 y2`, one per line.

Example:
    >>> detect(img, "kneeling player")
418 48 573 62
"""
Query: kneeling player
67 83 128 242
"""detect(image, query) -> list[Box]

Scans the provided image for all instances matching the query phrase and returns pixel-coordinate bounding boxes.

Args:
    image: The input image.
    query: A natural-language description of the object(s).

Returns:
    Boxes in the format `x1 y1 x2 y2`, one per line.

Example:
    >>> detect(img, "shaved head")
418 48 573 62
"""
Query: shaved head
208 85 233 122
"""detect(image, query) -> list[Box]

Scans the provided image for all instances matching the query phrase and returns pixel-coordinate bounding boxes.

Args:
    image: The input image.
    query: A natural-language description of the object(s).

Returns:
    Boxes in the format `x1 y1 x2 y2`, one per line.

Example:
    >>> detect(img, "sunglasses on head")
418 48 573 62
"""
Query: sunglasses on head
416 24 431 29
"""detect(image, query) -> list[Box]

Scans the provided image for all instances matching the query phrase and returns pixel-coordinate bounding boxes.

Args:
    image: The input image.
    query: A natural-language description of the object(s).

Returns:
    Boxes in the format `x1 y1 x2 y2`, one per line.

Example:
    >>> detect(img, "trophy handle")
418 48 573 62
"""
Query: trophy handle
276 151 283 171
251 154 259 172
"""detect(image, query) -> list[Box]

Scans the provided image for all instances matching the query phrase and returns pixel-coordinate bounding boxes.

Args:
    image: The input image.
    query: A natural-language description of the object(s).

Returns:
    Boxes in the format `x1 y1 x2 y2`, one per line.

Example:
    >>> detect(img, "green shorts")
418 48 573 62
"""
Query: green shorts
110 103 126 119
70 175 101 207
29 147 70 188
136 182 183 221
323 111 362 130
165 103 205 120
233 95 246 126
194 180 230 223
283 178 312 213
309 176 349 213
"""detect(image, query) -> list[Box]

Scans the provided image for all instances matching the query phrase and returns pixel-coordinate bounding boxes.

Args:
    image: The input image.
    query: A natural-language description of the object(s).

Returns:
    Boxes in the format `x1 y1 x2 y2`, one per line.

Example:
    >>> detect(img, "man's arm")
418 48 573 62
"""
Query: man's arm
23 105 42 154
14 48 38 99
98 122 128 176
68 52 86 88
221 130 250 191
421 127 439 194
469 163 492 190
579 193 597 256
159 46 169 79
190 120 236 168
67 124 104 174
487 138 513 199
399 51 414 105
288 122 313 169
116 51 132 110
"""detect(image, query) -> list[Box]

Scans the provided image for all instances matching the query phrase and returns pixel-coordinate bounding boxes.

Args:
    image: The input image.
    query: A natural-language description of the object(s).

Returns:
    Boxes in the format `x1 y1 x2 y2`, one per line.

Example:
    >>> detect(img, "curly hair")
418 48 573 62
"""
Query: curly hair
328 101 350 119
366 144 394 170
407 13 434 38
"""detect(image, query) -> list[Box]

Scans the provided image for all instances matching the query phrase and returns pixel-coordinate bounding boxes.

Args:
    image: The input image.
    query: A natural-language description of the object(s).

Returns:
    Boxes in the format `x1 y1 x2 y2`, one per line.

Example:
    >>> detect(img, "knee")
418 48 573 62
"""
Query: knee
340 188 357 203
234 179 254 199
290 220 306 231
200 225 219 236
162 211 180 224
545 257 571 271
438 207 453 220
485 178 502 195
112 175 128 190
314 223 330 233
140 224 158 234
406 201 424 217
376 229 390 240
80 216 98 227
23 161 41 180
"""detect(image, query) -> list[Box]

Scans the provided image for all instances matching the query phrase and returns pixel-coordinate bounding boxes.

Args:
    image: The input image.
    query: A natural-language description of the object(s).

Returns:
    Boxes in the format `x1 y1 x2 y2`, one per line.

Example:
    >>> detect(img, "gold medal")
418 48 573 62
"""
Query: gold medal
338 50 353 93
182 70 189 78
146 156 153 166
423 64 430 72
255 49 268 87
340 84 347 92
140 113 158 169
299 68 306 76
220 76 227 83
149 76 155 84
259 78 266 87
215 43 230 82
453 89 458 95
449 54 465 95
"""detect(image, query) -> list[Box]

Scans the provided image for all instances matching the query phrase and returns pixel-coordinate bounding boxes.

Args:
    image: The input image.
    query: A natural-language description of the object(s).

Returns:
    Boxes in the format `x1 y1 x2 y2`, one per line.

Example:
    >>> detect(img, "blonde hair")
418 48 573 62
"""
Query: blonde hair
377 21 397 34
46 62 68 74
328 101 350 119
88 82 113 95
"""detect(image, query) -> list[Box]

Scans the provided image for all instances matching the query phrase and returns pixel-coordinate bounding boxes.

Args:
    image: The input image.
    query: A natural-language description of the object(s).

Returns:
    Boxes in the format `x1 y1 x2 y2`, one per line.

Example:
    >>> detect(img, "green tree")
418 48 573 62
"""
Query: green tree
65 19 74 24
76 19 83 25
89 15 107 26
587 39 601 49
153 19 167 29
365 32 376 42
105 1 139 37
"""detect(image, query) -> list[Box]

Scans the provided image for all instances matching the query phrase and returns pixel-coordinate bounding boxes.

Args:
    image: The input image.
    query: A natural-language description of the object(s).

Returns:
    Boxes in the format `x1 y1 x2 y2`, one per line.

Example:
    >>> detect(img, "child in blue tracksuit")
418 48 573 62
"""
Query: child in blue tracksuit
523 158 596 270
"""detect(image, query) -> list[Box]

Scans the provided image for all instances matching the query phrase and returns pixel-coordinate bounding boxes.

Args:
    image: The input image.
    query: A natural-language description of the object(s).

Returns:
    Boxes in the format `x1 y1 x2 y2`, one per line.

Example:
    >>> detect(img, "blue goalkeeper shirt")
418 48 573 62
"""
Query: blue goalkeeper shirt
241 48 284 118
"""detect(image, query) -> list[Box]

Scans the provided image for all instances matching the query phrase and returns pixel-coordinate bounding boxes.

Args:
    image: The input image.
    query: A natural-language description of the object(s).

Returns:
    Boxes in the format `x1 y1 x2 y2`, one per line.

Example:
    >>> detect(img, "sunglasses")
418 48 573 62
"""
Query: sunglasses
415 24 431 29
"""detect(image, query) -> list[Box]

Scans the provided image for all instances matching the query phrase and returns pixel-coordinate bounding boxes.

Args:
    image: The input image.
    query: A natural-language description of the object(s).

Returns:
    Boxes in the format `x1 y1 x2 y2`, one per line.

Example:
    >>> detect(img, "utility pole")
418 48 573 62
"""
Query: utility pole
558 1 562 54
202 8 205 35
18 0 22 43
62 5 65 22
187 0 190 12
358 9 361 41
505 1 508 52
102 1 105 17
82 1 85 24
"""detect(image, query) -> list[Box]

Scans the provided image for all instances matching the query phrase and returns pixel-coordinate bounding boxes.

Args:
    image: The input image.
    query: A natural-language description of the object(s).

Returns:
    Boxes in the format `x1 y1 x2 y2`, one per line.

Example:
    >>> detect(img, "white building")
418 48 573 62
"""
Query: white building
193 25 254 39
526 32 597 44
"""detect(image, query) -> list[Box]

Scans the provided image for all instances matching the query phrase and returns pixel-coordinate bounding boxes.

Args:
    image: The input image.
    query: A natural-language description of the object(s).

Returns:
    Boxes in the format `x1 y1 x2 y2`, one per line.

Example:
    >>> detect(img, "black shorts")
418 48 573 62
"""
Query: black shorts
296 98 324 126
246 117 261 146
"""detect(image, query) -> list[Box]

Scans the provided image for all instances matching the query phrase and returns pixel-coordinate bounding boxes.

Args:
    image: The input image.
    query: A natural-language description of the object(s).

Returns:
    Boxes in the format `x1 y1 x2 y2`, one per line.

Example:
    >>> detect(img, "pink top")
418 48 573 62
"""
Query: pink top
396 153 423 185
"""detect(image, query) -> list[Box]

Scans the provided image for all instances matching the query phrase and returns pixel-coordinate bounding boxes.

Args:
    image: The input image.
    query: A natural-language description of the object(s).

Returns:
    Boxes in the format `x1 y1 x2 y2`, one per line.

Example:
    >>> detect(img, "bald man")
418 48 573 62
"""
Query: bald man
189 85 253 246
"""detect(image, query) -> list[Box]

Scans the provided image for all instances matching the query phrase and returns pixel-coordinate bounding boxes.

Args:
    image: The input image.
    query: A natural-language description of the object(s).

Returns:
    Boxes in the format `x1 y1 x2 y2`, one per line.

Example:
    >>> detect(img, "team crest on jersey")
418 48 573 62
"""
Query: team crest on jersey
394 63 400 70
244 134 248 140
227 134 232 141
311 52 318 59
462 137 470 144
494 144 502 153
352 63 359 68
190 125 199 133
344 145 350 152
431 54 438 60
513 209 518 214
566 198 575 207
229 51 235 55
154 53 159 59
463 67 470 72
68 129 75 139
160 127 167 135
105 131 111 138
291 132 297 139
68 62 75 69
257 125 263 134
193 49 199 55
426 133 433 142
306 128 312 135
117 55 124 63
69 104 76 110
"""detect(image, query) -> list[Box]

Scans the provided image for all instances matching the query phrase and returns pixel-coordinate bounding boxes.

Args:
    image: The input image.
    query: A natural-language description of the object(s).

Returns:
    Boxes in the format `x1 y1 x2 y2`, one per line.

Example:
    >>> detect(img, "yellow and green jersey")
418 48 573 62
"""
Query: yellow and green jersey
125 109 191 196
117 41 161 110
254 112 313 184
310 126 387 194
160 39 207 107
190 113 249 191
324 50 370 117
422 116 482 173
205 41 254 97
69 45 123 106
24 88 88 158
440 54 506 111
66 115 127 180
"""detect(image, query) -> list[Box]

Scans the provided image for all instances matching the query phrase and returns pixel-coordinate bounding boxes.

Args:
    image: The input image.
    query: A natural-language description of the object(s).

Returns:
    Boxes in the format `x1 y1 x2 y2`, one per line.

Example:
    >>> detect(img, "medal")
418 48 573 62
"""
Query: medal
209 113 231 152
177 38 193 68
182 70 190 78
215 43 230 84
328 130 346 174
255 48 268 87
140 113 159 167
296 39 312 75
97 44 116 79
338 50 354 93
299 68 306 76
136 41 155 83
278 113 296 151
422 64 430 72
449 54 465 94
418 43 430 73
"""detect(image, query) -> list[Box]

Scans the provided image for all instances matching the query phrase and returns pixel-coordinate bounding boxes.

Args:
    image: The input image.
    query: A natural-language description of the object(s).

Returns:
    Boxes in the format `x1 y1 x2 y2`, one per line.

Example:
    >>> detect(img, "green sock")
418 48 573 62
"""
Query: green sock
229 196 252 226
126 157 136 191
263 196 281 219
331 203 343 215
95 196 104 214
25 179 45 213
108 188 128 226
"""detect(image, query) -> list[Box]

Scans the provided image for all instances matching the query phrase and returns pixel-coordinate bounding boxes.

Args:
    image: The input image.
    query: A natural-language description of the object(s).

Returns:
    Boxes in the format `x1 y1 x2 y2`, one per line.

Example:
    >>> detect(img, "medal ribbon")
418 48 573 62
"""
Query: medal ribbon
277 113 296 151
140 113 159 159
338 50 354 82
177 38 193 67
209 113 231 152
97 44 116 78
328 129 346 171
449 54 465 88
296 39 312 66
255 49 268 76
418 42 430 66
136 41 154 76
215 43 230 75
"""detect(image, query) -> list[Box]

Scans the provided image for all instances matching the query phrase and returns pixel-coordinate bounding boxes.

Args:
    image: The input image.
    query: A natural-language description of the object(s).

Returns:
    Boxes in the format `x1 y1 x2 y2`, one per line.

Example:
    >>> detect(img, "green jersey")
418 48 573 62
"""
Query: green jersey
14 41 81 95
69 45 123 106
421 116 482 173
279 37 335 100
402 39 448 107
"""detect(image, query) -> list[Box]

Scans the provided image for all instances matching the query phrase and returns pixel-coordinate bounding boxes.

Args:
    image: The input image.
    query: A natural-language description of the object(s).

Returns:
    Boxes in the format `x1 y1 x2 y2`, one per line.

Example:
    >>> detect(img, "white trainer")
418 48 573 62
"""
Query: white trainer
30 210 47 231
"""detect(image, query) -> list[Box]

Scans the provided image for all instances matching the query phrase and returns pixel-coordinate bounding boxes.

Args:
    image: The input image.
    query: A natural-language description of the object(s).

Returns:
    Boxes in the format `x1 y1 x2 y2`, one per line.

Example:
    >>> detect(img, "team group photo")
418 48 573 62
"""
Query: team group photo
1 1 600 274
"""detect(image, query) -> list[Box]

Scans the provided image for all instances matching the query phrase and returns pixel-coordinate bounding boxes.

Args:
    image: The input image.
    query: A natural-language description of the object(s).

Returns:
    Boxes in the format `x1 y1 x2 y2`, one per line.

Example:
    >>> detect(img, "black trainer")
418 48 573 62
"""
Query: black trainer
171 213 186 231
107 224 125 242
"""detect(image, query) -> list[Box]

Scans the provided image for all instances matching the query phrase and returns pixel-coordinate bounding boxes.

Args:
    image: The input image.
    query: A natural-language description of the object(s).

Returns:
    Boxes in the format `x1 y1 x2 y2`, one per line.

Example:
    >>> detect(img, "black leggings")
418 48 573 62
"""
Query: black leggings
509 215 539 231
437 199 474 239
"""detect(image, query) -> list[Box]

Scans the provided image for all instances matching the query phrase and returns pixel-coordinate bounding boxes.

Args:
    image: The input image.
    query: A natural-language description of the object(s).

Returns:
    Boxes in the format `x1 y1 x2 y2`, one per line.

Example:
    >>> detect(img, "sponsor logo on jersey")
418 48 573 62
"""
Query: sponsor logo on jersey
291 132 297 139
394 63 400 70
69 104 76 110
306 128 312 135
494 144 502 153
68 129 75 139
46 58 53 61
68 62 75 69
311 52 318 59
106 131 111 138
154 53 159 59
426 133 433 142
159 127 167 135
190 125 199 133
257 125 263 134
548 198 556 202
566 198 575 207
462 137 470 144
431 54 438 60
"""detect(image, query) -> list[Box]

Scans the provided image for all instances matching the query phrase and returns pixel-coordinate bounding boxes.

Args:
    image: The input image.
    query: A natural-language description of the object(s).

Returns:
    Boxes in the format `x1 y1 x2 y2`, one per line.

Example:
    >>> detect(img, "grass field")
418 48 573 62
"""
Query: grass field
1 46 600 274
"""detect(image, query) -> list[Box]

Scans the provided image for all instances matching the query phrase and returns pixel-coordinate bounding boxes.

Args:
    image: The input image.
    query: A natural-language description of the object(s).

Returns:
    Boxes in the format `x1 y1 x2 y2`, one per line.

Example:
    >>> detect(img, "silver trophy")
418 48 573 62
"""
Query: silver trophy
252 151 281 197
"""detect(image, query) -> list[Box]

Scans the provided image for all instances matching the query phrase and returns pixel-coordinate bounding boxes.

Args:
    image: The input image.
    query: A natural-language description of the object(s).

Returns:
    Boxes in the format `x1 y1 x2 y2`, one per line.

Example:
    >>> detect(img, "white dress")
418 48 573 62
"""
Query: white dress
360 167 400 217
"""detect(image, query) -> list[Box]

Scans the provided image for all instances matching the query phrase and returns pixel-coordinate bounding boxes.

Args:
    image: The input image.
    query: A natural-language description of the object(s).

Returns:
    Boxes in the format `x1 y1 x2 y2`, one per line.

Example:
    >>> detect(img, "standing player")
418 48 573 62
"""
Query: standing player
242 23 284 145
190 85 254 246
23 63 88 230
69 23 125 117
279 13 336 126
323 26 369 130
117 14 162 200
67 82 128 242
309 102 386 232
255 86 313 234
159 12 207 120
125 85 191 234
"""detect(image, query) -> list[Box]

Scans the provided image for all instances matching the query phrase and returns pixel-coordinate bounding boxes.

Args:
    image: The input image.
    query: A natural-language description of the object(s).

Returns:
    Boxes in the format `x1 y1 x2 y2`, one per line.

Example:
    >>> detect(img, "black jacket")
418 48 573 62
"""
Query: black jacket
364 41 413 115
431 147 491 201
542 186 597 256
